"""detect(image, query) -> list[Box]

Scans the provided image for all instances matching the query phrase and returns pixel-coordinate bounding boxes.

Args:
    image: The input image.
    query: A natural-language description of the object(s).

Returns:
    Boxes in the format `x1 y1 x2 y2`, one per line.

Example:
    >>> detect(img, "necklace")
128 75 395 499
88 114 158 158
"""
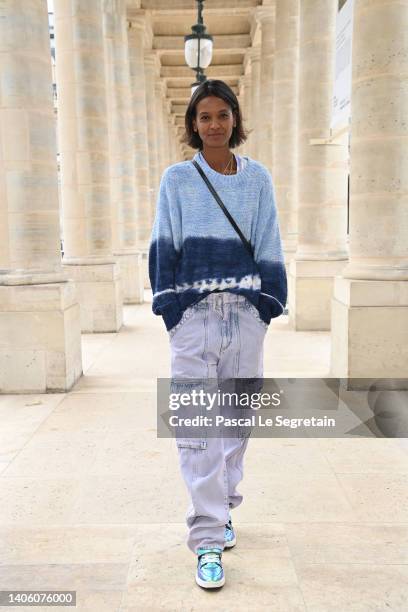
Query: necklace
201 152 235 175
222 155 235 175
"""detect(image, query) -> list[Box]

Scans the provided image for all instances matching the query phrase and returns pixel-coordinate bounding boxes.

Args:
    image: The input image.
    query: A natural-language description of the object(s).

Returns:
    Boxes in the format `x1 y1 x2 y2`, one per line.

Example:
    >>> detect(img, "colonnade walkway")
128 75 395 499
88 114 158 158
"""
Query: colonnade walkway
0 294 407 611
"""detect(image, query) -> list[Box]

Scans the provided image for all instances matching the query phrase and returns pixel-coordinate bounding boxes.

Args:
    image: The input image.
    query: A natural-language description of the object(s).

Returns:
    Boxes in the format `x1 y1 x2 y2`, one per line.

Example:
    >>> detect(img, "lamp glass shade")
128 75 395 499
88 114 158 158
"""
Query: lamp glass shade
184 37 213 69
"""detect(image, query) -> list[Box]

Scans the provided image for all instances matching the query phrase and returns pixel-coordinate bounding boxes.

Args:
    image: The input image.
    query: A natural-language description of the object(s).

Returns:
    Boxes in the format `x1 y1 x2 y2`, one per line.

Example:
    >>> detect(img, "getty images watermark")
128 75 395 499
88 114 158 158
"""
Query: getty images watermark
156 378 408 438
167 387 335 430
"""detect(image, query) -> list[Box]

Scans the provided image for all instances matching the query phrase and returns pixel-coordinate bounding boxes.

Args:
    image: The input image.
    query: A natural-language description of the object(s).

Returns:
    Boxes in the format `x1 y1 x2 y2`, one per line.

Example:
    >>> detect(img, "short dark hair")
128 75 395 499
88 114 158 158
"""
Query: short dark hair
182 79 247 150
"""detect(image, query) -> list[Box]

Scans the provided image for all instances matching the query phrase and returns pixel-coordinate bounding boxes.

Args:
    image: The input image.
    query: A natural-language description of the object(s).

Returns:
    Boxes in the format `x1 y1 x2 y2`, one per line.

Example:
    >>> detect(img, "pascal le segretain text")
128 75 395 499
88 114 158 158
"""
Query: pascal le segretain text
169 414 336 429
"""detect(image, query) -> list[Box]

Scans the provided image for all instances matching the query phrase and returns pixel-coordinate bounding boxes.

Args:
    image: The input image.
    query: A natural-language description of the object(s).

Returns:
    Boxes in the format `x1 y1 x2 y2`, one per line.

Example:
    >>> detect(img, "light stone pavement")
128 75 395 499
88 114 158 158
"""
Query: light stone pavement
0 291 407 611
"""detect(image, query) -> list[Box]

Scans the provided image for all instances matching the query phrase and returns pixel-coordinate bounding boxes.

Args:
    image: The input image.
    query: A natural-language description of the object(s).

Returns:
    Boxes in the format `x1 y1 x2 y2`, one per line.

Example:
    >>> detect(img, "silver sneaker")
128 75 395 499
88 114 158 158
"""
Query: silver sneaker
195 547 225 589
224 516 236 548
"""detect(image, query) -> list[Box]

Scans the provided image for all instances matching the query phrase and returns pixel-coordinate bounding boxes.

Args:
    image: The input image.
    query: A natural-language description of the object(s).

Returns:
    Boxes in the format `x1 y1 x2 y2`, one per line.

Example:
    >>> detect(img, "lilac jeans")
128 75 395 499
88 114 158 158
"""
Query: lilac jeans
169 292 267 553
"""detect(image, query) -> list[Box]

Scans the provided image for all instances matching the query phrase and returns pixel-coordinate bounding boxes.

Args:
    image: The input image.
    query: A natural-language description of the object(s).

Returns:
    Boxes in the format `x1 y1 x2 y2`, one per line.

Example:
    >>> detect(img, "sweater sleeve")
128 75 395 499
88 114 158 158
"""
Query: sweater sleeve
148 170 182 331
254 171 288 322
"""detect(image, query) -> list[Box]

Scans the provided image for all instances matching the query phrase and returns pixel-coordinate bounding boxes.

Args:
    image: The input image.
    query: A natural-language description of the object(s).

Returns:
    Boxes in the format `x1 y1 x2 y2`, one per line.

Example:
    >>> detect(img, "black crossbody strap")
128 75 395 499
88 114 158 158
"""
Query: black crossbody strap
192 160 254 259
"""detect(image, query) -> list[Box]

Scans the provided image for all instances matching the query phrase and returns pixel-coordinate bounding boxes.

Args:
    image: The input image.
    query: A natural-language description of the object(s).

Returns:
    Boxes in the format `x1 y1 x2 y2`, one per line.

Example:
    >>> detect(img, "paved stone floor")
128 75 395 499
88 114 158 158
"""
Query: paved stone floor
0 291 407 611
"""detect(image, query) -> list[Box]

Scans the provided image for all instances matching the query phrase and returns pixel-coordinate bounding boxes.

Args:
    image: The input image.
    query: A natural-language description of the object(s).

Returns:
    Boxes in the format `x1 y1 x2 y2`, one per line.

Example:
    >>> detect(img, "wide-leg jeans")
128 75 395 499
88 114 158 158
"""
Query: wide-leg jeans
169 292 267 553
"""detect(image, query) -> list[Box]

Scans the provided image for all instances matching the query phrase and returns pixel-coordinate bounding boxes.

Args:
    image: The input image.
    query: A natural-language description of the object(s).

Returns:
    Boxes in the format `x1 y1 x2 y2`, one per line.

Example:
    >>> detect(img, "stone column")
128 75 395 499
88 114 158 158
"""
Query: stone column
0 0 82 392
176 123 182 161
54 0 122 332
145 78 168 292
168 103 174 166
173 119 182 162
331 0 408 381
155 80 166 178
164 97 172 169
144 51 160 222
288 0 348 331
258 6 275 171
242 74 252 157
168 124 174 164
246 47 261 159
170 117 175 164
104 0 144 304
273 0 300 265
128 15 152 300
162 84 170 170
235 77 245 156
169 114 178 164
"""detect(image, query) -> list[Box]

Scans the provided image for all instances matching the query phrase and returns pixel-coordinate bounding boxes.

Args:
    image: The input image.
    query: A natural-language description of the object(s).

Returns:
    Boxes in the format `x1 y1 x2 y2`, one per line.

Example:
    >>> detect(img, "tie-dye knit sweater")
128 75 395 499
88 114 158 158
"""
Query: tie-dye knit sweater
148 151 287 332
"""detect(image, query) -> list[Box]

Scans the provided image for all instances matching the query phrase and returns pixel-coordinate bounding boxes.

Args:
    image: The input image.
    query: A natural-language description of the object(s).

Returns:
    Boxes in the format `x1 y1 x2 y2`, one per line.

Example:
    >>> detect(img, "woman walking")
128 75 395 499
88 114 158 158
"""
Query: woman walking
148 80 287 589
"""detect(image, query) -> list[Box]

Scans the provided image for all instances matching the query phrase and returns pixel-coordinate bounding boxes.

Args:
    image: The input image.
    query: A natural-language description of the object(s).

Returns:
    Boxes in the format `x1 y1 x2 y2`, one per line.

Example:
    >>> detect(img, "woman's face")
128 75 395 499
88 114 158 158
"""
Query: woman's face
192 95 236 149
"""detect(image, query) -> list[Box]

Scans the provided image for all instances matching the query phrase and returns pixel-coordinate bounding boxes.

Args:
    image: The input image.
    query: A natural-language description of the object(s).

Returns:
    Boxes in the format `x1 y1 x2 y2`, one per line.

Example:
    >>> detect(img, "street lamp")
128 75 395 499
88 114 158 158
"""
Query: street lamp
184 0 213 95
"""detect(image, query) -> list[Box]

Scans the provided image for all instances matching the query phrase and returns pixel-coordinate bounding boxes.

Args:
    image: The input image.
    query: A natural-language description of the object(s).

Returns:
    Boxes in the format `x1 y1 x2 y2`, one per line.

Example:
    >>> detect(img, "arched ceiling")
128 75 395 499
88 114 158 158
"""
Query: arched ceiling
127 0 264 158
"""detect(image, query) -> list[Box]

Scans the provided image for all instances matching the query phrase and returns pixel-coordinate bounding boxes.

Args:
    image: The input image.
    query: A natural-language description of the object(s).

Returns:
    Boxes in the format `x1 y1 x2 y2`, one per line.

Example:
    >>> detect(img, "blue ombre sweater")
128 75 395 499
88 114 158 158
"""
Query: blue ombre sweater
148 152 287 332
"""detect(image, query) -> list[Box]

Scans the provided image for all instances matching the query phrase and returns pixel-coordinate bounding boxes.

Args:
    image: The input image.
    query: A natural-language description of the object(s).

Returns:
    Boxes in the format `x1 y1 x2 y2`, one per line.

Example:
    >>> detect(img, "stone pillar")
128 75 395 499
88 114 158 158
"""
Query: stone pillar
273 0 300 266
162 85 170 170
128 16 152 301
176 124 182 161
288 0 348 331
173 120 182 162
54 0 122 332
145 78 168 292
128 19 151 246
168 103 174 166
104 0 144 304
168 117 174 165
169 115 178 164
331 0 408 381
144 51 160 222
155 80 166 178
235 77 246 156
164 97 172 169
170 117 175 164
247 47 261 159
258 6 275 171
0 0 82 392
242 74 252 157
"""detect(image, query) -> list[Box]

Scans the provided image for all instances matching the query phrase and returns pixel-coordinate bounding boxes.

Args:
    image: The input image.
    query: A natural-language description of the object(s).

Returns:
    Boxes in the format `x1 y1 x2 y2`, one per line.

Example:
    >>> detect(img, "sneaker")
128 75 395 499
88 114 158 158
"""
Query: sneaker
224 516 236 548
195 547 225 589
